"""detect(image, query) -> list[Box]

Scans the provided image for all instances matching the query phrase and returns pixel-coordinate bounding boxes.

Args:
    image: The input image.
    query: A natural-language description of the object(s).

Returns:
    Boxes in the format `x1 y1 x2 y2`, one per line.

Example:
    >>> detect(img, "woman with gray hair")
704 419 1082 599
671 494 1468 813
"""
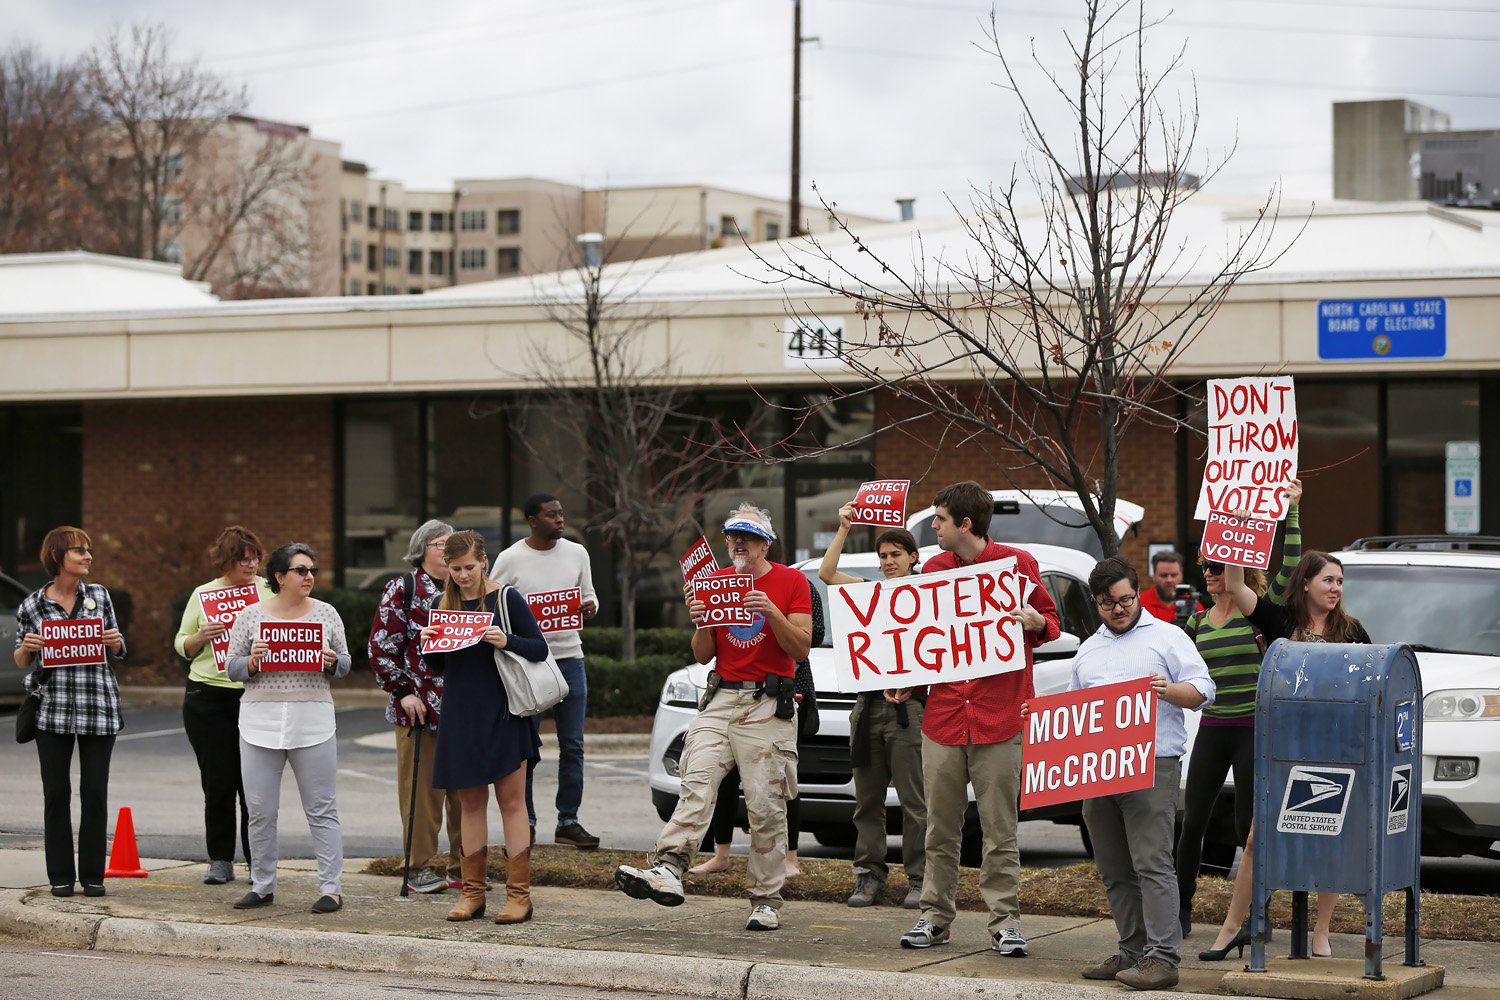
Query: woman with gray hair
369 519 465 894
227 542 351 914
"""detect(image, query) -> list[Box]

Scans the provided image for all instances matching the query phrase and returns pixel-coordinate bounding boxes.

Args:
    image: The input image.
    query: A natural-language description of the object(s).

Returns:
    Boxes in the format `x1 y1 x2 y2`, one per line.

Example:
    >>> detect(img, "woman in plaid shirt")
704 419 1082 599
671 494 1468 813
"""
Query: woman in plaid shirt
11 526 126 899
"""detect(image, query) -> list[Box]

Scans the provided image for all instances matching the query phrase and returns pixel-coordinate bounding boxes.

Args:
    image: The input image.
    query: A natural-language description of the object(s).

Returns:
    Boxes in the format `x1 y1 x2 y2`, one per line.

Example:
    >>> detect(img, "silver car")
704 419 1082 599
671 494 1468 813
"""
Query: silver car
0 571 32 704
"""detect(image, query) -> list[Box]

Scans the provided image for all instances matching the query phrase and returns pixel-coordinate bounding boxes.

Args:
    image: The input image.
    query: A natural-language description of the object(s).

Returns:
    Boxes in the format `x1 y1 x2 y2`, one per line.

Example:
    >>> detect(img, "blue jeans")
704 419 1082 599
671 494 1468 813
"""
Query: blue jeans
527 655 587 828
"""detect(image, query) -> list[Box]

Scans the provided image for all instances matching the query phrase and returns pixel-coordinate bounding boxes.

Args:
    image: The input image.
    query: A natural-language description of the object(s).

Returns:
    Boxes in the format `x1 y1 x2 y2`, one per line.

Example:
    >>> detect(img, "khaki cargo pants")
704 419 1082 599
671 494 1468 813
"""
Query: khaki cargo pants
650 687 798 909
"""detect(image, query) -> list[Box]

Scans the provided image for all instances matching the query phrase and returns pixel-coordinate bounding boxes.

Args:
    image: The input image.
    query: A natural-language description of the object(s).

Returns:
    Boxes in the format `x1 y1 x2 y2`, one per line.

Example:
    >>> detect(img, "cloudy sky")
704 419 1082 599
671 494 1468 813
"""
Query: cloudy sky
11 0 1500 218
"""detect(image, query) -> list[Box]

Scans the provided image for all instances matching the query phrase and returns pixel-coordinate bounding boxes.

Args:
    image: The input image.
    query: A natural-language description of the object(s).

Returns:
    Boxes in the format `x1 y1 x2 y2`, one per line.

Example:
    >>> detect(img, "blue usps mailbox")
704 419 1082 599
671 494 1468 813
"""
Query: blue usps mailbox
1250 641 1422 980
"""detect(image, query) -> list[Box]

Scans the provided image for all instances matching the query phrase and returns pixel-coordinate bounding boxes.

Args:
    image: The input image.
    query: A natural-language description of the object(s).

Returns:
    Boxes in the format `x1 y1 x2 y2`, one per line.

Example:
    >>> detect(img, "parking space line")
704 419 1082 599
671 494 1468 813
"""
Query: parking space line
117 727 187 742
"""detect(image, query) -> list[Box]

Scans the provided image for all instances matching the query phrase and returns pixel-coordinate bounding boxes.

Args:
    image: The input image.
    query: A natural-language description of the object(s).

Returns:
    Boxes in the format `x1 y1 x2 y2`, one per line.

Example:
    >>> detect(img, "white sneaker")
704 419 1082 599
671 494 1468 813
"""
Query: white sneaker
993 926 1029 956
614 863 685 907
900 918 951 948
746 904 780 931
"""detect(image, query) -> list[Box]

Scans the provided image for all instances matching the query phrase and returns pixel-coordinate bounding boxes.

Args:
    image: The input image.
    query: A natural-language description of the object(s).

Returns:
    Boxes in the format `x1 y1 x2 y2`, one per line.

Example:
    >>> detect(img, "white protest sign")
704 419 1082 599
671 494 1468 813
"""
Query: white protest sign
1195 376 1298 521
828 559 1031 693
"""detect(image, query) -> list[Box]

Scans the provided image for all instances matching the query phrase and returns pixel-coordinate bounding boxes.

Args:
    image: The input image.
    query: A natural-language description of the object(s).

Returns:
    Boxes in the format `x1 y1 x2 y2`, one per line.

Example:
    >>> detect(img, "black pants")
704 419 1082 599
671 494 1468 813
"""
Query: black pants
182 680 251 864
35 730 115 887
1175 723 1254 907
703 767 802 852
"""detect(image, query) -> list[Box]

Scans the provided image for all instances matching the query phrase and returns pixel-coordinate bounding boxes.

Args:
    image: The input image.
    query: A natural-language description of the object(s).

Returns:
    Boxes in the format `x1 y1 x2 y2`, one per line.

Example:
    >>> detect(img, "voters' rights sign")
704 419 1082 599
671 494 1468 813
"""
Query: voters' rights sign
1021 676 1156 809
258 620 326 672
40 618 106 668
1194 376 1298 521
849 479 911 528
1201 512 1276 570
692 574 756 629
199 584 261 672
527 588 583 633
828 559 1031 693
421 609 493 654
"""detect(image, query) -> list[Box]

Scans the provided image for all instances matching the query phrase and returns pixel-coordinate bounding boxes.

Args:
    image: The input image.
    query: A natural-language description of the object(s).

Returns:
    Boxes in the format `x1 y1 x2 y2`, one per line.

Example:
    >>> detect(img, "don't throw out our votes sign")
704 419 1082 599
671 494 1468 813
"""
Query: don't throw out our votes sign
1195 376 1298 521
40 618 106 668
1021 676 1156 809
828 559 1031 693
258 620 326 672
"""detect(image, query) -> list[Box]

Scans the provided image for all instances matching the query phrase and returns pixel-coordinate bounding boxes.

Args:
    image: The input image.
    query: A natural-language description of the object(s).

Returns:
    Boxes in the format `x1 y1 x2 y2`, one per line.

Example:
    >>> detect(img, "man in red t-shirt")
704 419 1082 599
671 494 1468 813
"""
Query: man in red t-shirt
1139 551 1201 624
616 503 812 933
899 481 1061 956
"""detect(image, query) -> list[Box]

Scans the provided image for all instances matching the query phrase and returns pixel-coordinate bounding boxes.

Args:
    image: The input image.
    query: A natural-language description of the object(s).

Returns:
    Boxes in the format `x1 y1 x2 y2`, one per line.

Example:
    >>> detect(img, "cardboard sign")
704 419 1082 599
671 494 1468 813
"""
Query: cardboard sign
849 479 911 528
258 619 326 673
1195 376 1298 521
40 618 106 668
527 588 583 633
1201 512 1276 570
691 574 755 629
1021 676 1156 809
198 584 261 672
828 559 1031 693
421 609 493 654
680 536 719 582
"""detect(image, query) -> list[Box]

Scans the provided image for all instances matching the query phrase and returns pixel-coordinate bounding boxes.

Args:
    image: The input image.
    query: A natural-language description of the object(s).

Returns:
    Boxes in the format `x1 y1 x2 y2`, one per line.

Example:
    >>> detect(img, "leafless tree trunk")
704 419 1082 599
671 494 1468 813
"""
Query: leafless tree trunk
732 0 1301 556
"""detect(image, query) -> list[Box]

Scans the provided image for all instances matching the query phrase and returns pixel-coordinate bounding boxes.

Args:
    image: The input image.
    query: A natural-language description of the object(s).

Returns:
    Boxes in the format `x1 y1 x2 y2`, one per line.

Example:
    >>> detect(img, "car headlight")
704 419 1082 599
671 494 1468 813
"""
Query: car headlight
1424 689 1500 721
661 676 702 708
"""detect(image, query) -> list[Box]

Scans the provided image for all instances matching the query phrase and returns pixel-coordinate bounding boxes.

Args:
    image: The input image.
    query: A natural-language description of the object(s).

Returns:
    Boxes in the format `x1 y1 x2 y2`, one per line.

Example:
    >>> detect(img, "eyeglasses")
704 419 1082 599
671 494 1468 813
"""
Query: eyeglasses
237 554 261 566
1095 592 1138 612
1202 561 1225 575
286 566 319 578
723 532 762 543
67 546 93 556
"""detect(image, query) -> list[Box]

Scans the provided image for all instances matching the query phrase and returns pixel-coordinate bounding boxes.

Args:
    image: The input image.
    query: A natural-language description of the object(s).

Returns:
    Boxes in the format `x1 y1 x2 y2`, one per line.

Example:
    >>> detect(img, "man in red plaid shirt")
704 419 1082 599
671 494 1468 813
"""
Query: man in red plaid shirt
899 482 1060 956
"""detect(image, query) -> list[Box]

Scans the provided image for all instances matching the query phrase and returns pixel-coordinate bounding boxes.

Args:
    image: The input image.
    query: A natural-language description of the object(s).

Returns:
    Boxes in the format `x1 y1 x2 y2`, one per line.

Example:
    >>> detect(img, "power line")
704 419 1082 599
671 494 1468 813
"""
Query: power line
1226 0 1500 15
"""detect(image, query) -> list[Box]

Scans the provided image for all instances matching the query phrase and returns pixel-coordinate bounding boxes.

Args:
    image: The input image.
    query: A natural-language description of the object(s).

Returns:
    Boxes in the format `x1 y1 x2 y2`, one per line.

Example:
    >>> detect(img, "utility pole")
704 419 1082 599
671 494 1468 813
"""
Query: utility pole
790 0 805 237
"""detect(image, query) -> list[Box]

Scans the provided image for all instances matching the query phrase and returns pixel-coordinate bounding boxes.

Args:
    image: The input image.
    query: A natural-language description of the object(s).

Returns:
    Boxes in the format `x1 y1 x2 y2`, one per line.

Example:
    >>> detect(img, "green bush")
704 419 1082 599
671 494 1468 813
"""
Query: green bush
586 653 689 717
582 627 694 660
165 585 383 671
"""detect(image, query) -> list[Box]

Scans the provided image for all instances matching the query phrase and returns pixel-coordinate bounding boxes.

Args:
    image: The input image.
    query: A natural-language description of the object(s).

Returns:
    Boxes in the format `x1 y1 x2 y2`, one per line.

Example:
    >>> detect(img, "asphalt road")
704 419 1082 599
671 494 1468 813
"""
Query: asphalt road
0 704 1496 894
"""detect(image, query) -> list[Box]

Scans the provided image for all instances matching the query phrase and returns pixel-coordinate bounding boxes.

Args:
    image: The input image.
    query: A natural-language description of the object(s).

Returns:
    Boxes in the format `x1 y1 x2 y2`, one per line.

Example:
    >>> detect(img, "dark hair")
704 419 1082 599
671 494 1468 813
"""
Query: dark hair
438 530 493 611
875 528 920 559
40 525 90 577
524 493 560 520
932 481 992 538
1150 549 1184 572
265 542 316 594
208 525 265 576
1088 556 1139 598
1285 551 1362 642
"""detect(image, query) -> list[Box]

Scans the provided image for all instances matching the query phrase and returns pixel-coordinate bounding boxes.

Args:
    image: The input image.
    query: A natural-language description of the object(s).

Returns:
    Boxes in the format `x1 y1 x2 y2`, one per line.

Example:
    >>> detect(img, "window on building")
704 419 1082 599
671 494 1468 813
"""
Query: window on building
350 238 362 263
383 245 399 268
368 206 378 228
159 241 182 263
720 214 739 237
407 249 422 276
367 281 377 295
161 196 182 225
429 211 447 232
429 250 446 276
459 210 487 232
384 207 400 231
408 288 422 294
350 200 363 223
497 209 521 234
765 222 781 241
1387 380 1480 535
0 406 83 587
408 211 423 232
460 247 488 270
367 244 377 270
383 284 399 295
349 279 361 295
163 153 184 181
496 247 521 275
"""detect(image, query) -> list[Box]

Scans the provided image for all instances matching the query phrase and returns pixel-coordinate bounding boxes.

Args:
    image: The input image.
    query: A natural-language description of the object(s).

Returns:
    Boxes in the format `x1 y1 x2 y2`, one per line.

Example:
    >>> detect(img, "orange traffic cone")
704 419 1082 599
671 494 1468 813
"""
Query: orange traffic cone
104 806 148 878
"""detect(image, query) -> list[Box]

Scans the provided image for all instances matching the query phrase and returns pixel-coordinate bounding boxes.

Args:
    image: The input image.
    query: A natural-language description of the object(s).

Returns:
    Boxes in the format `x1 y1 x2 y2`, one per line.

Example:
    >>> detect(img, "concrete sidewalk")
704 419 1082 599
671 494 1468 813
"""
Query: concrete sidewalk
0 848 1483 999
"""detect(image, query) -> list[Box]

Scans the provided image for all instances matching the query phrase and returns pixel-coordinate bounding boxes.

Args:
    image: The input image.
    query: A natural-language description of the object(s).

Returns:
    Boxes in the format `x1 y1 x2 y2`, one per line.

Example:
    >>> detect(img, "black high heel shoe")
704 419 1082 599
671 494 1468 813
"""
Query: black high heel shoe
1198 925 1251 962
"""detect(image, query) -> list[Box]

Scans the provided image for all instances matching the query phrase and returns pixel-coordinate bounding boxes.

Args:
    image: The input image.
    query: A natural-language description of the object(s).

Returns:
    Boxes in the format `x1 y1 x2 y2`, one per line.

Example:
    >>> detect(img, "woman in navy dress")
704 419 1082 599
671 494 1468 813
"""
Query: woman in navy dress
420 530 548 925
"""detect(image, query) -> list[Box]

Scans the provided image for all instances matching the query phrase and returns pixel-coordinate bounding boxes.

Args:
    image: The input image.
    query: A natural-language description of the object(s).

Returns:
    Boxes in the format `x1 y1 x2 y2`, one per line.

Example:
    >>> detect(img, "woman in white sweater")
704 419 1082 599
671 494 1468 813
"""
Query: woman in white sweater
226 542 351 914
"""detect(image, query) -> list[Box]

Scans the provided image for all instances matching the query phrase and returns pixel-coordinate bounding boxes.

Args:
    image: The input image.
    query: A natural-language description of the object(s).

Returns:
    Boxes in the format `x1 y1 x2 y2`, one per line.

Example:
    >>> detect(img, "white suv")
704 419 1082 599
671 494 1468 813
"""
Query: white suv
1337 539 1500 859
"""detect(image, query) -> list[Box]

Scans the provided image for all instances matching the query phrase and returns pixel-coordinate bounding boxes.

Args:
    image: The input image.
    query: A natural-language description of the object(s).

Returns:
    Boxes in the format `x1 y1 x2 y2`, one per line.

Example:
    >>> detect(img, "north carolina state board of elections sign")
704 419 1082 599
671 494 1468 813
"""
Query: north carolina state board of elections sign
40 618 106 668
849 480 911 528
199 584 261 672
828 559 1030 693
527 588 582 633
679 537 719 582
692 574 755 629
421 609 492 654
1201 512 1276 570
1021 676 1156 809
258 620 325 672
1194 376 1298 521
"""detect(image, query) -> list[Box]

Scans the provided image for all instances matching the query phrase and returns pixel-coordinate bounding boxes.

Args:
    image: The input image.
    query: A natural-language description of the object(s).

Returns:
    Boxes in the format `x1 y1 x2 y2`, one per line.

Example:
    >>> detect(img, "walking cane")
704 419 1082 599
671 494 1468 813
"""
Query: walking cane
399 723 421 898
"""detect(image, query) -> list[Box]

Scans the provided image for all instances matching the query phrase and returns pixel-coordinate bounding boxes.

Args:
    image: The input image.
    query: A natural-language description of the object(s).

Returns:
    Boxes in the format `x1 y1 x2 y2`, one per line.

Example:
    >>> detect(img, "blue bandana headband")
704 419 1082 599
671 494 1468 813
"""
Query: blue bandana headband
721 517 777 542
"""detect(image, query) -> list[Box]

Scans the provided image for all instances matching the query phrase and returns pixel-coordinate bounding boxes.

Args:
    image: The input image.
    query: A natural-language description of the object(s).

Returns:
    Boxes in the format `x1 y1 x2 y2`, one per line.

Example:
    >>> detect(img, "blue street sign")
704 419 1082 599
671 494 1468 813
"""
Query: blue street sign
1318 298 1446 360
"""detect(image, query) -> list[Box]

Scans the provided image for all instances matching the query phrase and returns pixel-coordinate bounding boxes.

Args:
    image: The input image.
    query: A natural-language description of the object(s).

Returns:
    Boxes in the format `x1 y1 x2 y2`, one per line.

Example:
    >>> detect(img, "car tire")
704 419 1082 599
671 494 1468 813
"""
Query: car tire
810 824 858 849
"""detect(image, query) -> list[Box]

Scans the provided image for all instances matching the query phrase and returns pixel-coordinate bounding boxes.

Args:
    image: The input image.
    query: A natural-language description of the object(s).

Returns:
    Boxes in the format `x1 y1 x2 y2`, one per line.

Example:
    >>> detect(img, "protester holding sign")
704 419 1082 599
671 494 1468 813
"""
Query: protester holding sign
1071 557 1213 992
615 503 812 932
225 543 351 915
489 493 600 851
173 526 272 887
12 526 126 899
422 530 551 925
900 482 1059 956
368 519 465 896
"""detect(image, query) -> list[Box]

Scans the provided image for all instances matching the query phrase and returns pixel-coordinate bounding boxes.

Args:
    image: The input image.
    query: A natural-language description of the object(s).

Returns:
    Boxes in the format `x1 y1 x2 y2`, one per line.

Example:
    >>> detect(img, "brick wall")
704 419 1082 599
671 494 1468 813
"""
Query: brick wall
82 397 336 679
872 386 1184 572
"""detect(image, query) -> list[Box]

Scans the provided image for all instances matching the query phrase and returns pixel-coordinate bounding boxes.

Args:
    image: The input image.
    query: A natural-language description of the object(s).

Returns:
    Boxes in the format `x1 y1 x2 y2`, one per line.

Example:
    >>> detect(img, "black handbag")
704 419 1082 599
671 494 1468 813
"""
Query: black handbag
15 670 44 744
794 659 820 740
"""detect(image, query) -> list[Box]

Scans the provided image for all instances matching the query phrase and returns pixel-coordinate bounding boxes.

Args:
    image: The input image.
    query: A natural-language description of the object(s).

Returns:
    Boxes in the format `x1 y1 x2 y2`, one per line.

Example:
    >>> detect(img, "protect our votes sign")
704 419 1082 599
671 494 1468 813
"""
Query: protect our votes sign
258 620 326 673
1194 376 1298 521
527 588 583 633
421 609 493 654
1201 512 1276 570
691 574 755 629
1021 676 1156 809
198 584 260 672
849 479 911 528
828 559 1032 693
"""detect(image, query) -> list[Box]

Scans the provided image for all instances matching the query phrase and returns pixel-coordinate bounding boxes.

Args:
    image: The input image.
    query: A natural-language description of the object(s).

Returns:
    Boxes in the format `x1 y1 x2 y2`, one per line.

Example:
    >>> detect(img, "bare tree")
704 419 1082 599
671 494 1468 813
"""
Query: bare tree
0 46 100 252
732 0 1300 556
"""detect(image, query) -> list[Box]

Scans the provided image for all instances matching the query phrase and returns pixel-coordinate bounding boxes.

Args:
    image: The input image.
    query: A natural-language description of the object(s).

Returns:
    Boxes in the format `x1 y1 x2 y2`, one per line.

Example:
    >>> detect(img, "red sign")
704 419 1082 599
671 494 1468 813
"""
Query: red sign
258 620 326 673
1195 376 1298 520
40 618 106 668
198 584 261 672
1021 676 1156 810
421 609 493 654
691 574 755 629
679 536 719 582
526 588 583 633
849 479 911 528
1201 512 1276 570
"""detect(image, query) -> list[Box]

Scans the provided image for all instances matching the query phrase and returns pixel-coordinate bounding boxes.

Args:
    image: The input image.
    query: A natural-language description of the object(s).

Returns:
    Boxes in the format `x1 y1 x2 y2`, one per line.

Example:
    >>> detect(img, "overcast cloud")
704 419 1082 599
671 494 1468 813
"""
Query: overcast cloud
9 0 1499 219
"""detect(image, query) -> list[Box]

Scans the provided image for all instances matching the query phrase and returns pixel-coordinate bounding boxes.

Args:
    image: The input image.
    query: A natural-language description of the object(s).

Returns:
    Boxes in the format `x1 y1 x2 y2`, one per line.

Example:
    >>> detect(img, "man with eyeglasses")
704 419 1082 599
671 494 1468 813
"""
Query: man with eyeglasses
1069 556 1214 991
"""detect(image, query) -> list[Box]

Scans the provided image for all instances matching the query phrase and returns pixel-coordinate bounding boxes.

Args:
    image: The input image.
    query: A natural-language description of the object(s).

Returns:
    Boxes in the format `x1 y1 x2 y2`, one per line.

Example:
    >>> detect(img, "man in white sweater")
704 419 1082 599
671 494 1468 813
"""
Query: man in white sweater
489 493 601 849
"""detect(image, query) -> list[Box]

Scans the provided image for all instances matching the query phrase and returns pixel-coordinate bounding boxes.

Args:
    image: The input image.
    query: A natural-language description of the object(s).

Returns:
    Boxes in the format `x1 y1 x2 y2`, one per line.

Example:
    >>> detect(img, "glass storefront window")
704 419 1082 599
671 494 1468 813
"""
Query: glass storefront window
429 398 507 555
1387 380 1479 536
342 401 420 590
1 406 83 587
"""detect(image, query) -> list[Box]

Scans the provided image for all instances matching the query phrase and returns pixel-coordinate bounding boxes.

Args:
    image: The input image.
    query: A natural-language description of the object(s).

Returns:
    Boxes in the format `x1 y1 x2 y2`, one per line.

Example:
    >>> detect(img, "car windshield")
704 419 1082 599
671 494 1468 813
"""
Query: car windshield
910 503 1115 558
803 566 884 648
1340 563 1500 655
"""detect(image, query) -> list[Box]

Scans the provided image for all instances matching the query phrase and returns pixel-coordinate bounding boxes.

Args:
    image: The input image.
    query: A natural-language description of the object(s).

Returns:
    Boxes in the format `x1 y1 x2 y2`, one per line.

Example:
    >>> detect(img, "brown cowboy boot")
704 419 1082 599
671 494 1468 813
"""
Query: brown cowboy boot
494 847 533 924
446 846 488 921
